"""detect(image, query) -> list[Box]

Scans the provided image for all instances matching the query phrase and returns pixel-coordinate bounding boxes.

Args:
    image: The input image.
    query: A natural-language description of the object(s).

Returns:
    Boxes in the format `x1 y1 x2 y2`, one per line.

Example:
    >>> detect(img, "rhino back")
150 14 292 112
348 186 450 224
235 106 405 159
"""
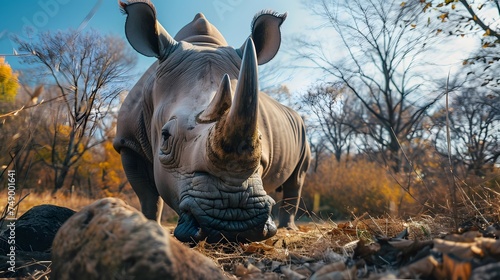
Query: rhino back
113 62 158 163
258 93 309 190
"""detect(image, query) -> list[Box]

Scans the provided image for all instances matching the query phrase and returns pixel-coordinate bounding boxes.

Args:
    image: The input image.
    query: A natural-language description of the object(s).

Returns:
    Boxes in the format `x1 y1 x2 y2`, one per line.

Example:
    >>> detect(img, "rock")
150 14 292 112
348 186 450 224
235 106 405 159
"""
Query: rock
51 197 228 280
470 262 500 280
0 204 75 252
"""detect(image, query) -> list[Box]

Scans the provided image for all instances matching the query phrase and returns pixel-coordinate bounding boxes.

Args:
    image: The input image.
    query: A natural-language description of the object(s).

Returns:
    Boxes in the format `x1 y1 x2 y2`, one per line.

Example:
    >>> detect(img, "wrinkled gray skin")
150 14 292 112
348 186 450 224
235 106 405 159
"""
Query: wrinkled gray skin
114 1 311 243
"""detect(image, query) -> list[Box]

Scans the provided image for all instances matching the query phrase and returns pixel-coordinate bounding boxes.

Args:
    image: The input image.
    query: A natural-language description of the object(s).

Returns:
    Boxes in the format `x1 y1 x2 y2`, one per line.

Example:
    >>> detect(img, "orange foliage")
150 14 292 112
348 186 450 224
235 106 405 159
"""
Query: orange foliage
98 141 128 196
0 57 19 102
304 156 407 219
80 140 128 197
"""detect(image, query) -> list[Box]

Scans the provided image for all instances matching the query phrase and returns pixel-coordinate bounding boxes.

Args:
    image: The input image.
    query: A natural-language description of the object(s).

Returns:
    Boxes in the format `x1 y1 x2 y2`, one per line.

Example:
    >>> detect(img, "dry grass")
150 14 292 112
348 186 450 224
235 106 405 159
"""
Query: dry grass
0 190 140 218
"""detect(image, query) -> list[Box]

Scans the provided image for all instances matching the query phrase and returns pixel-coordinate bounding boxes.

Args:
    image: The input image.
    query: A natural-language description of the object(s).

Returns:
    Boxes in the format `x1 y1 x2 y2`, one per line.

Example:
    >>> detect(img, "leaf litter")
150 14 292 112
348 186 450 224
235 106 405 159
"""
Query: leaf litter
192 214 500 279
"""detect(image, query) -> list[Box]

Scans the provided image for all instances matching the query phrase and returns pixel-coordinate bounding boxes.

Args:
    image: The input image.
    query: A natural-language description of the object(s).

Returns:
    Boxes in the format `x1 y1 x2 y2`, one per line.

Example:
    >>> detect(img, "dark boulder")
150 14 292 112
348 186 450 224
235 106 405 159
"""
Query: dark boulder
0 204 75 252
0 204 75 278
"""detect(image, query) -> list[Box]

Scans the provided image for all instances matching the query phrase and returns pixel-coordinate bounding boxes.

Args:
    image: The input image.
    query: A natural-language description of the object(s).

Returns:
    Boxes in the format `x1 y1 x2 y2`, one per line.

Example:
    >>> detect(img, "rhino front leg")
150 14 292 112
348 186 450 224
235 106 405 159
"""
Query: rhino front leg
120 148 163 223
278 156 309 230
278 183 301 230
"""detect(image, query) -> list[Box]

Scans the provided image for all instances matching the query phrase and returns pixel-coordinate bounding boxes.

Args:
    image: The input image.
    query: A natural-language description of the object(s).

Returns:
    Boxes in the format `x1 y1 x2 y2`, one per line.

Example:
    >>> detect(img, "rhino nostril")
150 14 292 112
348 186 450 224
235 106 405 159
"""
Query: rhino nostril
161 130 171 142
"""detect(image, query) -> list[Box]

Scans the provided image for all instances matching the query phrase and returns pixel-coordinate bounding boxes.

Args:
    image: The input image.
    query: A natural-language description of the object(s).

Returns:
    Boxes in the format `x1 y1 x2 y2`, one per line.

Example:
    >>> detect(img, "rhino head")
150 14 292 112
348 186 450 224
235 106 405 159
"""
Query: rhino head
118 1 287 243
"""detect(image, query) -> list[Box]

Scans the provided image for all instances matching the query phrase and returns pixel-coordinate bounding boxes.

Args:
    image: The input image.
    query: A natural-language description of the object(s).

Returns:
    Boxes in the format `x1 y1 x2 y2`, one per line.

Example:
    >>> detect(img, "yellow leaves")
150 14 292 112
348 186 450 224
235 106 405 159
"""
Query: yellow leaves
483 29 491 36
411 24 417 28
0 56 19 102
98 141 127 193
473 14 478 21
437 0 457 6
56 124 72 138
76 140 127 195
482 42 491 48
98 161 110 170
400 2 406 7
439 12 449 22
423 2 432 12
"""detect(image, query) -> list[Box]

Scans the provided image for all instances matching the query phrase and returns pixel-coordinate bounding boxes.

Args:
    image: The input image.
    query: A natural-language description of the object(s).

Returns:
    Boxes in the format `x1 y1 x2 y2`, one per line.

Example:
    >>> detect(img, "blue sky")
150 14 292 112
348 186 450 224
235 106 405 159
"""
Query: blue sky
0 0 307 75
0 0 479 93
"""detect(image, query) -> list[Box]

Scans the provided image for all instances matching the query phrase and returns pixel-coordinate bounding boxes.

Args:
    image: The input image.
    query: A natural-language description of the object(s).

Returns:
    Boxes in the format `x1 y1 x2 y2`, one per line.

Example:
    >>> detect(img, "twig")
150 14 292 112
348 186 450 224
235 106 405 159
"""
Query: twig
445 71 459 231
0 192 31 222
390 127 433 196
0 95 65 119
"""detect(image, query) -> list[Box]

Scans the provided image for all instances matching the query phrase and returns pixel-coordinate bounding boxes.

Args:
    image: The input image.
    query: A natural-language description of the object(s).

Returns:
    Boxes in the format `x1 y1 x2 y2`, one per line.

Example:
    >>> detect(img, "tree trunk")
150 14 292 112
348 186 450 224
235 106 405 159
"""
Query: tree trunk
53 167 69 194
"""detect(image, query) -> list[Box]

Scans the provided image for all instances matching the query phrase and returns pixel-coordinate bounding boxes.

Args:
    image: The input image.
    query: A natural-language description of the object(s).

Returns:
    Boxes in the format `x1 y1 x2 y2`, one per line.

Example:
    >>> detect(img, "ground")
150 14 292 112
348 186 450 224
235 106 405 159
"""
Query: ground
1 193 499 279
188 215 500 279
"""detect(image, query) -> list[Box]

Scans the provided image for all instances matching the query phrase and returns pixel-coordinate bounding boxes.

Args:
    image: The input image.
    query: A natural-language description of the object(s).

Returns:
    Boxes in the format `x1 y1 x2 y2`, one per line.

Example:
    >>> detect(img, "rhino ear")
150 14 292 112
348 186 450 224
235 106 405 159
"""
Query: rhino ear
120 1 177 58
243 11 287 65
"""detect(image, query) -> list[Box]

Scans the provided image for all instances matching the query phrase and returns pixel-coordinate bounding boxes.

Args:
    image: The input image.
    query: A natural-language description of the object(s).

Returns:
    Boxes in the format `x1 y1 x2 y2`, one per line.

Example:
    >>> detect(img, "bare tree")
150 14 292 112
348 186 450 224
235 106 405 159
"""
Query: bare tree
14 29 136 192
421 0 500 88
295 0 444 172
0 85 44 184
302 83 361 162
432 87 500 176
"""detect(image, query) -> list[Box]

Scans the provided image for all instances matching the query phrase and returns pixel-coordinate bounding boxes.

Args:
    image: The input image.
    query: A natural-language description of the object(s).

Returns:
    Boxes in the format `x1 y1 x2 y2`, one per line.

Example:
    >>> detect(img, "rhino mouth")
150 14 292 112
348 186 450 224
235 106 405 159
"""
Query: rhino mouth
173 173 277 243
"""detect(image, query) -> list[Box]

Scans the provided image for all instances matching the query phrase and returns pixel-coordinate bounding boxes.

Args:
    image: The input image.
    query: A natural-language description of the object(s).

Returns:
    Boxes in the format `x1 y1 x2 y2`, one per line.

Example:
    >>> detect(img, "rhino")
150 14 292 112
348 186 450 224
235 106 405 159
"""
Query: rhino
114 0 311 243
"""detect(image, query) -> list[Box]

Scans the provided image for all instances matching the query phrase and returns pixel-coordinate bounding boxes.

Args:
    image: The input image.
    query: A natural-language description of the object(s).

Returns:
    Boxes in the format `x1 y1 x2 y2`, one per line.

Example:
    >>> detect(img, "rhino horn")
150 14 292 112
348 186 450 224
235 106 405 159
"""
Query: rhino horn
208 38 261 175
198 74 232 123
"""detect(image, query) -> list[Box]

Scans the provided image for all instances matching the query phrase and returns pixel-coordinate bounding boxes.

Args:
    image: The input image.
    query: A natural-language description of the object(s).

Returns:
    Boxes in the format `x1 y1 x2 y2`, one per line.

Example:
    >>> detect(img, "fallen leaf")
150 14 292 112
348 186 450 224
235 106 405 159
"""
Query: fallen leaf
310 261 346 277
247 263 262 274
444 231 481 242
289 252 315 264
281 266 307 280
241 242 275 254
441 253 472 280
234 263 248 277
475 237 500 257
310 265 357 280
298 225 314 232
433 239 478 259
398 255 439 279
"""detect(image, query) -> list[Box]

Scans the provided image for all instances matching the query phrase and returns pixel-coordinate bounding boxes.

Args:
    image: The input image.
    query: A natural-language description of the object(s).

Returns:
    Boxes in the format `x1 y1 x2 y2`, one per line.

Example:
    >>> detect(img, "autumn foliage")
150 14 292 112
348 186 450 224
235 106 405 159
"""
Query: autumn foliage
0 57 19 103
303 156 408 219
